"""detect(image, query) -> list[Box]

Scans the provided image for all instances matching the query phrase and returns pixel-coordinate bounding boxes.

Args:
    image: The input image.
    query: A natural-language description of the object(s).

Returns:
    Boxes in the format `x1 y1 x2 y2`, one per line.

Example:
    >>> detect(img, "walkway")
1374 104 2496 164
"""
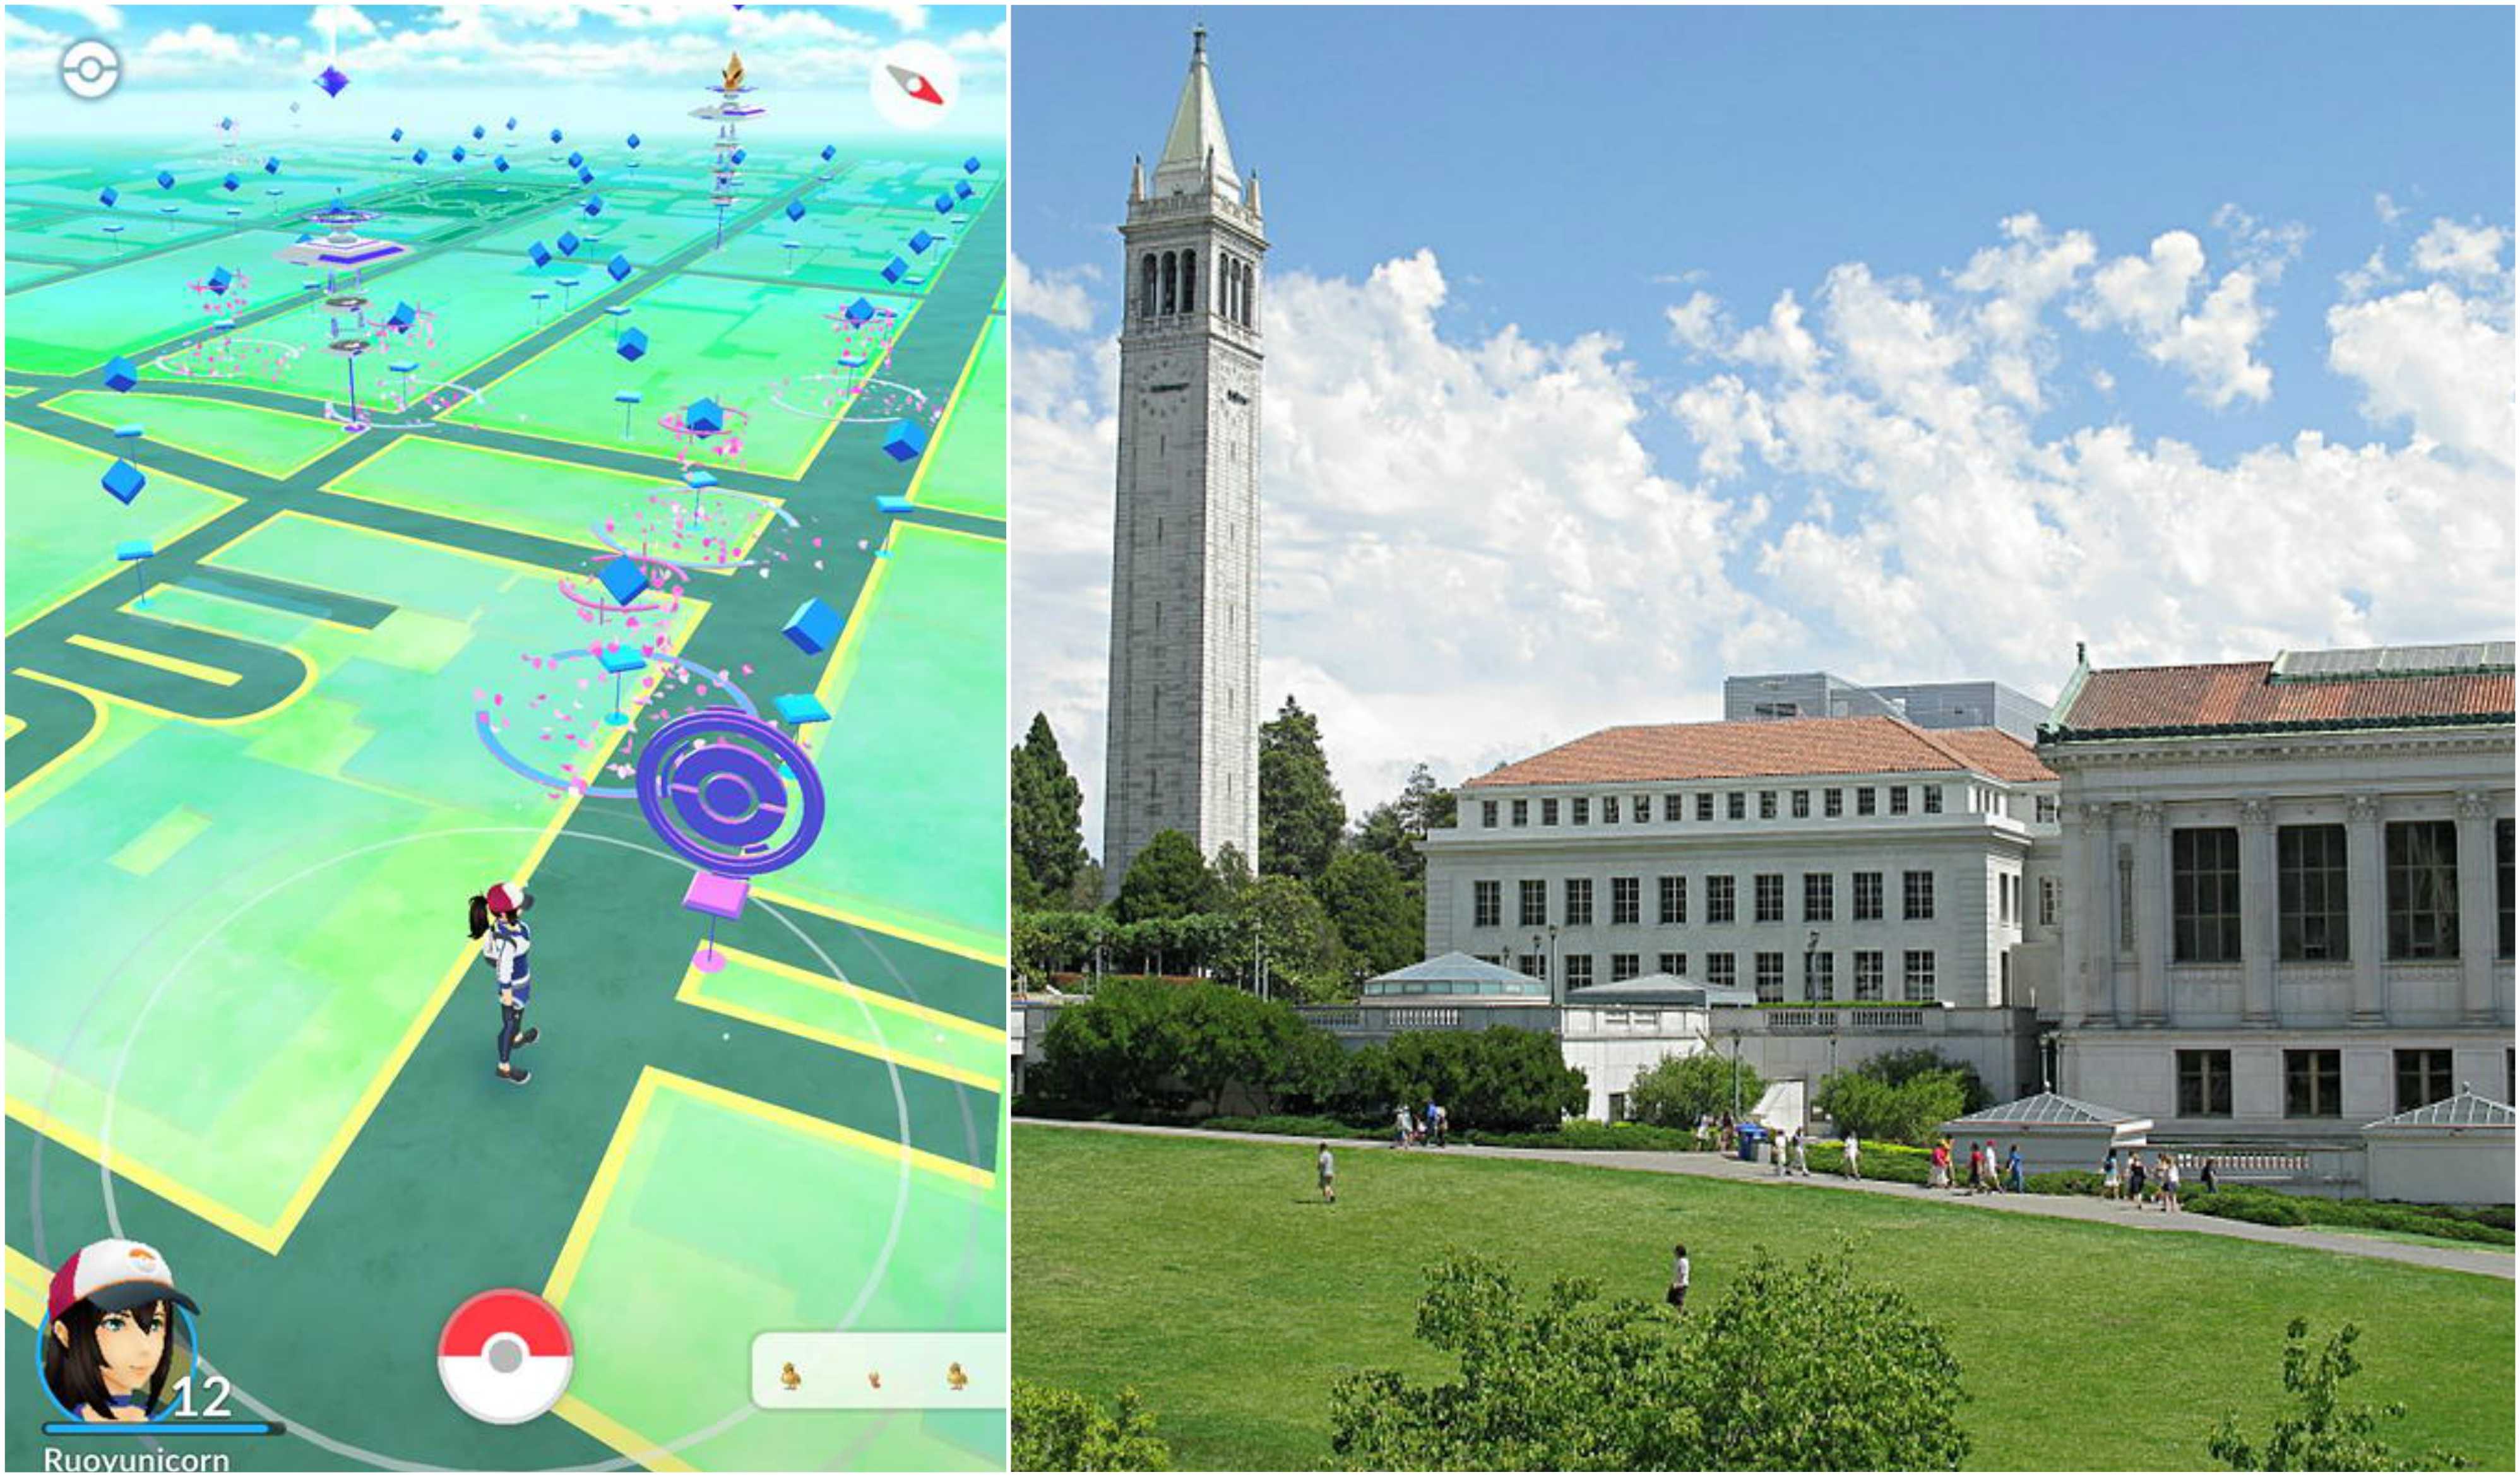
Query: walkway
1016 1119 2516 1280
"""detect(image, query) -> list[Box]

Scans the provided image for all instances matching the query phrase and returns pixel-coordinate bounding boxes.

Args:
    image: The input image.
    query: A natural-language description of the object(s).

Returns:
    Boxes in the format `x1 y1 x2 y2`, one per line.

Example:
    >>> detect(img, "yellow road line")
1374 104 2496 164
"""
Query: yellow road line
2 689 109 803
903 314 992 510
64 634 246 688
4 424 247 638
699 942 1001 1041
6 1245 53 1327
15 660 313 732
3 1094 290 1254
676 988 1000 1092
551 1395 699 1474
44 391 345 480
752 882 1007 968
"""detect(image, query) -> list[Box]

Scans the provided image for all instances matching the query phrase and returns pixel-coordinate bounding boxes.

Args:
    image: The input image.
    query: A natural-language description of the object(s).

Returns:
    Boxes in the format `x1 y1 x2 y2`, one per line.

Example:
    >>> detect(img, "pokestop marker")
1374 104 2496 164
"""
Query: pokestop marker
102 356 140 393
438 1289 572 1425
685 398 725 436
955 180 973 200
782 596 840 655
597 556 649 607
100 460 146 505
615 326 649 362
881 256 907 284
964 155 982 174
881 420 927 463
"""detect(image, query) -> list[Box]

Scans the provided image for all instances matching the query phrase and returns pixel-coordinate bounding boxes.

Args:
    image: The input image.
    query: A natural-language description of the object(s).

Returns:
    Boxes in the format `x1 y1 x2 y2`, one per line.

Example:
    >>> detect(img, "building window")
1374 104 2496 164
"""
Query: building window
2172 827 2243 963
1658 952 1687 977
1572 796 1590 826
1511 799 1529 827
2039 875 2059 927
1564 954 1594 992
2285 1049 2343 1118
1633 794 1651 824
1611 952 1640 982
2177 1050 2233 1118
1923 786 1944 815
1857 787 1877 816
1853 872 1884 922
1792 789 1810 819
1704 952 1735 991
1612 877 1640 926
2117 845 2136 952
2278 824 2350 963
2386 820 2462 960
1755 952 1785 1002
1603 796 1621 824
1519 880 1547 928
1564 877 1594 927
1807 950 1835 1000
1658 875 1687 925
1707 875 1736 924
1473 881 1501 929
1853 950 1884 1000
1696 793 1716 822
2499 818 2513 960
1754 874 1785 923
1889 786 1910 816
1804 873 1835 922
1518 952 1544 979
1664 793 1685 822
1540 797 1559 826
1759 791 1778 820
2036 795 2059 824
2395 1048 2454 1113
1727 792 1746 821
1481 800 1499 828
1824 788 1844 818
1903 870 1935 922
1902 949 1936 1002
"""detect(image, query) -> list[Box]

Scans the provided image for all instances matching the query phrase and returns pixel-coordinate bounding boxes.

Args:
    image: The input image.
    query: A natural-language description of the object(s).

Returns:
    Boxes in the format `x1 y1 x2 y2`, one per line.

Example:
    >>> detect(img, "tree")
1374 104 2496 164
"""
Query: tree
1113 829 1221 923
1030 976 1187 1113
1211 841 1255 901
1329 1247 1968 1471
1316 849 1420 979
1011 713 1089 903
1627 1052 1768 1127
1342 1028 1587 1132
1813 1068 1971 1145
2208 1320 2468 1471
1259 696 1346 882
1030 977 1344 1118
1234 874 1346 1001
1848 1047 1995 1113
1012 1380 1172 1471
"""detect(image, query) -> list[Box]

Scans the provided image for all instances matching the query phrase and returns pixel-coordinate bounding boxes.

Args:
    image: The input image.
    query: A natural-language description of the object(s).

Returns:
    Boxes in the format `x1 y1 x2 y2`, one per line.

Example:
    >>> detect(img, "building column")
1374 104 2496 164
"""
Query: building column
2132 802 2167 1025
2346 793 2386 1025
2239 797 2277 1025
2070 802 2112 1029
2457 792 2499 1025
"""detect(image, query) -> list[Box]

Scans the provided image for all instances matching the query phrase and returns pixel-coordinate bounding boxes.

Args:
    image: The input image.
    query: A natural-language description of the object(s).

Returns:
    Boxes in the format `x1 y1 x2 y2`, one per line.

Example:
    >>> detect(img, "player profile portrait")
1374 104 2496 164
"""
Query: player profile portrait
41 1238 201 1423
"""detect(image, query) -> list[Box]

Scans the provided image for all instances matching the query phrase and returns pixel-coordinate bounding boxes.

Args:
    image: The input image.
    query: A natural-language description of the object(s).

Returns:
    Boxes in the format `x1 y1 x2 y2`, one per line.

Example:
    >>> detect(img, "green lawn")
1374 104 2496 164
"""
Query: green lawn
1012 1126 2517 1473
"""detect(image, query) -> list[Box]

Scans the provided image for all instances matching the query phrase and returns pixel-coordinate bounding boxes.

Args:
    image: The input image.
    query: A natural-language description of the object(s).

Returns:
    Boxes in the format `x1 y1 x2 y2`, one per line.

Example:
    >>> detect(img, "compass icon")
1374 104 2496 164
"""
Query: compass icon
870 40 959 131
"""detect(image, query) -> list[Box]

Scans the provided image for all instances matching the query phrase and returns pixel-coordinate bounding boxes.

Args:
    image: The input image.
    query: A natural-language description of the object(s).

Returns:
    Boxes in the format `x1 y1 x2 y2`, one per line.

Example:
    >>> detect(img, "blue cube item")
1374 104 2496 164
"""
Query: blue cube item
684 398 725 436
567 150 584 169
845 296 875 325
495 155 511 173
550 128 563 143
626 133 641 149
98 186 119 208
934 193 953 213
264 157 280 174
391 127 404 143
387 301 417 329
909 230 934 254
820 144 836 162
597 556 650 607
557 230 581 257
606 252 633 283
732 147 747 165
412 148 428 165
116 540 156 562
101 356 140 394
598 647 648 676
781 596 841 656
785 199 805 223
881 256 908 284
881 420 928 463
584 194 605 217
615 326 649 362
964 155 982 174
875 494 913 514
100 460 146 505
578 168 595 186
955 180 974 200
452 145 468 163
207 266 234 295
222 172 241 192
155 170 175 189
473 124 486 139
773 693 831 727
527 241 552 268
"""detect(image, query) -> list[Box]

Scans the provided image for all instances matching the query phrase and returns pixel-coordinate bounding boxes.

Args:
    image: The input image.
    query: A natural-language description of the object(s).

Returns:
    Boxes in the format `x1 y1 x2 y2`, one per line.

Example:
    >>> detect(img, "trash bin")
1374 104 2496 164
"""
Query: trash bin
1736 1124 1768 1163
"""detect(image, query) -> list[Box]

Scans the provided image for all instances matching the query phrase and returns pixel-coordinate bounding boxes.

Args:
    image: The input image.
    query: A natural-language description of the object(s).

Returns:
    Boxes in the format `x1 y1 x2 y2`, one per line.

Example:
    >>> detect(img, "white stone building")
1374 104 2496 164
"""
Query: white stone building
2043 643 2516 1142
1422 714 2064 1113
1099 27 1267 893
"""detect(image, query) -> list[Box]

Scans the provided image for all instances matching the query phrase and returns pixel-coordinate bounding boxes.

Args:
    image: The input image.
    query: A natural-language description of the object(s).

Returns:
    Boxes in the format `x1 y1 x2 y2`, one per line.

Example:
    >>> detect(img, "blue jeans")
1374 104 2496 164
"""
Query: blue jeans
498 996 528 1069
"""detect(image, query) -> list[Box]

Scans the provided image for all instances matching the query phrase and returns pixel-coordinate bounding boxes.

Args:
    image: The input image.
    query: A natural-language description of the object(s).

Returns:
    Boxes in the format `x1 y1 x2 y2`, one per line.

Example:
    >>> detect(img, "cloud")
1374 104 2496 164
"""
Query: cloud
2375 192 2405 225
2410 218 2511 286
25 2 118 32
1010 254 1097 333
2327 281 2514 469
2074 230 2274 407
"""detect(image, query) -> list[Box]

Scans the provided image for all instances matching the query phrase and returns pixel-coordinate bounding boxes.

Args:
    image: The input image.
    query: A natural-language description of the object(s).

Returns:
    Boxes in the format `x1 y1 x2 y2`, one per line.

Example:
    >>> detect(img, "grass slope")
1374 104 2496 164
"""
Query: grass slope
1013 1126 2516 1473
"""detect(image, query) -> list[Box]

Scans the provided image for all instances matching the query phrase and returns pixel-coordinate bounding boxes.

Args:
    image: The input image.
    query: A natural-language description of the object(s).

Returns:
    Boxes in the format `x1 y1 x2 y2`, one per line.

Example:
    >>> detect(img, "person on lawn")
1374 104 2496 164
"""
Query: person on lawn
2006 1144 2025 1193
469 881 539 1086
1667 1243 1690 1314
1316 1142 1336 1204
1841 1131 1862 1180
1791 1127 1810 1177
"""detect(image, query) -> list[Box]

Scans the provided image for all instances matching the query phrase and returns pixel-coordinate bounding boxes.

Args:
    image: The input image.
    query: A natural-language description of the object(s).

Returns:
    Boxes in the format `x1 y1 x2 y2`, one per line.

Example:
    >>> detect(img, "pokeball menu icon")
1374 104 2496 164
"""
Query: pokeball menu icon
437 1289 573 1425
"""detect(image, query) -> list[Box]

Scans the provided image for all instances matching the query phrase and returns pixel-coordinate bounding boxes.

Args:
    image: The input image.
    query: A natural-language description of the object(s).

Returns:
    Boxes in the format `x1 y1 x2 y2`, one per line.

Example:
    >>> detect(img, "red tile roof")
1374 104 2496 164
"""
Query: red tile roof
2056 661 2514 736
1465 716 2055 788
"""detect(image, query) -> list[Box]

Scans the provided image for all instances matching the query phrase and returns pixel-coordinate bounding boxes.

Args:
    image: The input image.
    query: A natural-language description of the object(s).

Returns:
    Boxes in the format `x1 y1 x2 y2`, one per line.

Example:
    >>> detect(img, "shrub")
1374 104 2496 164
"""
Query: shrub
1337 1026 1588 1132
1811 1069 1971 1146
2025 1170 2105 1197
2189 1189 2314 1228
1463 1120 1700 1152
1013 1380 1172 1471
1627 1052 1766 1127
2208 1319 2467 1471
1798 1139 1934 1186
1201 1114 1385 1141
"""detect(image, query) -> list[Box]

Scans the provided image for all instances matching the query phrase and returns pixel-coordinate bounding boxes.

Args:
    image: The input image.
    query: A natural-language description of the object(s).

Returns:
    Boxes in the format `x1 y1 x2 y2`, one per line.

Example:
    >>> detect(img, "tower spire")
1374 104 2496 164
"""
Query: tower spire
1153 23 1237 196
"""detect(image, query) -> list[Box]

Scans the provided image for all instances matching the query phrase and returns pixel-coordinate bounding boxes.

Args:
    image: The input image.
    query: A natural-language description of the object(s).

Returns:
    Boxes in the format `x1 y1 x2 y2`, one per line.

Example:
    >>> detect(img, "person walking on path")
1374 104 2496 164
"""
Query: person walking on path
1394 1105 1412 1148
1841 1131 1863 1180
2006 1144 2025 1194
1929 1139 1949 1190
1430 1103 1448 1148
1316 1142 1336 1204
1694 1115 1711 1153
1966 1141 1987 1194
1667 1243 1691 1314
469 882 539 1086
2159 1153 2182 1213
1773 1127 1791 1177
2103 1148 2121 1200
2127 1151 2148 1207
2201 1156 2218 1195
1791 1128 1810 1177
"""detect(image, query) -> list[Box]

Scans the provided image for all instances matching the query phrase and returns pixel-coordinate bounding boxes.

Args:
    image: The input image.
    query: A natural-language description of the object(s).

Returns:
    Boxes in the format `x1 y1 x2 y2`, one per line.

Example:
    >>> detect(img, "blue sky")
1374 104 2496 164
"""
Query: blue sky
1009 4 2516 847
4 3 1007 141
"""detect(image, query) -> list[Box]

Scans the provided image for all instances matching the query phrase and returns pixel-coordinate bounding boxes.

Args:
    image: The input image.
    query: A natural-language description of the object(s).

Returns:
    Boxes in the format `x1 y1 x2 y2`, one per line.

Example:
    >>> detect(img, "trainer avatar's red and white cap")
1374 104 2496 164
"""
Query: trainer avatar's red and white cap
439 1289 572 1425
485 881 534 915
47 1238 199 1326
